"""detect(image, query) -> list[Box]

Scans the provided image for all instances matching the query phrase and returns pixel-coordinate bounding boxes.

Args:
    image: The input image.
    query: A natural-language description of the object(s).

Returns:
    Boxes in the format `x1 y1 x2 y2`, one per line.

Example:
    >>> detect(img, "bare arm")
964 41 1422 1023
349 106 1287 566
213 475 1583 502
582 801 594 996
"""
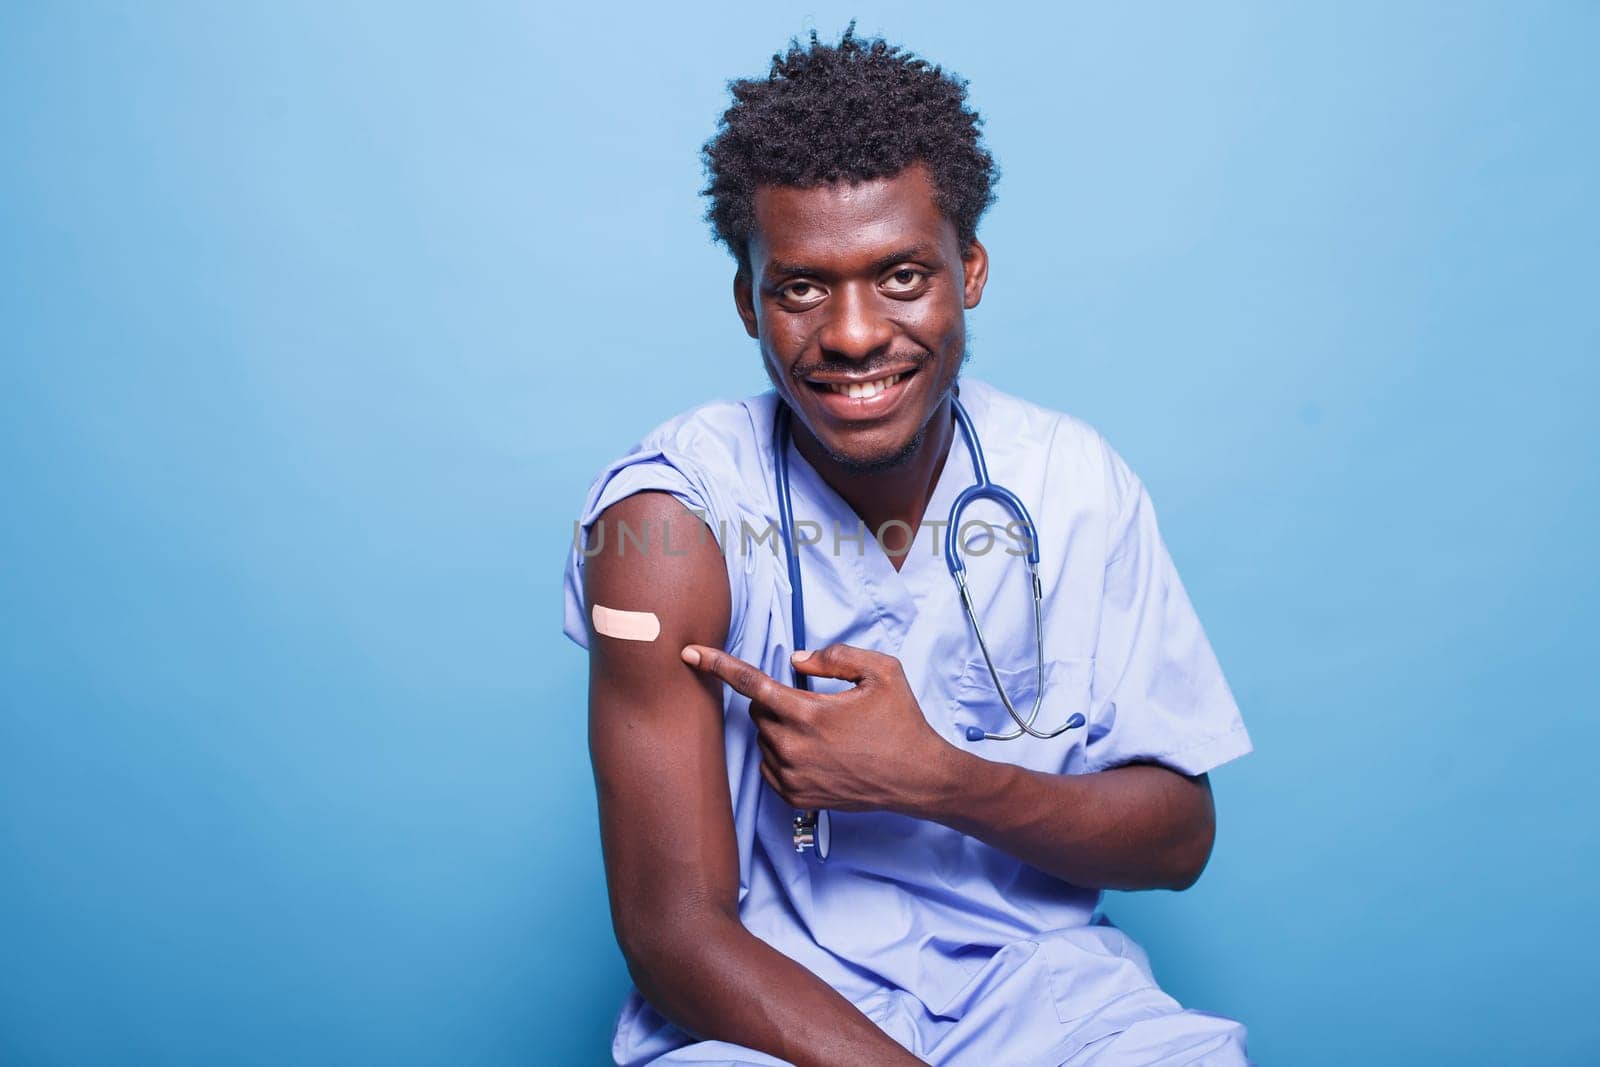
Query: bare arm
585 492 920 1066
911 753 1216 891
679 642 1216 893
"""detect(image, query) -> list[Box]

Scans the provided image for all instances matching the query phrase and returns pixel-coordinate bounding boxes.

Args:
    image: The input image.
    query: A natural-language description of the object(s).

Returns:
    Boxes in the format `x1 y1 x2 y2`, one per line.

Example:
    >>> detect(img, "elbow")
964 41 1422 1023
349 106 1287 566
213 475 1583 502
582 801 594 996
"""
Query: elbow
615 923 661 991
1160 770 1217 892
1165 811 1216 892
613 899 737 1002
1166 854 1209 892
615 911 685 992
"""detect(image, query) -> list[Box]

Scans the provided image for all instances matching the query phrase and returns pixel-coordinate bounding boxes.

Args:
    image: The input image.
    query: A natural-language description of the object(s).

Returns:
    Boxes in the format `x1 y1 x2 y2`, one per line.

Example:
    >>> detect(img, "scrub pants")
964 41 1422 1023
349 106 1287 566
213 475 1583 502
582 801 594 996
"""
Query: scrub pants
642 989 1252 1066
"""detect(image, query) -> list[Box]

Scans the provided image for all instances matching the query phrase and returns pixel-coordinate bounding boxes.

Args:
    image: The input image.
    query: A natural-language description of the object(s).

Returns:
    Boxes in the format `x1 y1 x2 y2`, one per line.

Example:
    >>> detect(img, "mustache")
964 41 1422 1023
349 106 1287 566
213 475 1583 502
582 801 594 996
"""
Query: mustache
791 350 931 381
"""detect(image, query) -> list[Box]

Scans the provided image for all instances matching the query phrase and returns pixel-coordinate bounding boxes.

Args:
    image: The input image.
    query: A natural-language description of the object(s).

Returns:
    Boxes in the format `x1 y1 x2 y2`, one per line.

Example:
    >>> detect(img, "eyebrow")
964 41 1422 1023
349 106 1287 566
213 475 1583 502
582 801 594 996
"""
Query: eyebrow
764 244 942 282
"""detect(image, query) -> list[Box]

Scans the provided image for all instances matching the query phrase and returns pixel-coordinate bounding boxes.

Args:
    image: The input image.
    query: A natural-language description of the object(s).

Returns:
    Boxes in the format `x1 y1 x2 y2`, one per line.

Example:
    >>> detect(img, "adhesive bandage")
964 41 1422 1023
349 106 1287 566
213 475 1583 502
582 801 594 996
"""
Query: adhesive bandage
591 604 661 642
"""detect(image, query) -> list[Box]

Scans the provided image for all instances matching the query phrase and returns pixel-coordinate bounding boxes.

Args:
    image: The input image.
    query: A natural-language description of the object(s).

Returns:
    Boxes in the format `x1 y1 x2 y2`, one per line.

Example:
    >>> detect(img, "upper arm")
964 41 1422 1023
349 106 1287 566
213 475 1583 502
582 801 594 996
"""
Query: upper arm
582 491 738 959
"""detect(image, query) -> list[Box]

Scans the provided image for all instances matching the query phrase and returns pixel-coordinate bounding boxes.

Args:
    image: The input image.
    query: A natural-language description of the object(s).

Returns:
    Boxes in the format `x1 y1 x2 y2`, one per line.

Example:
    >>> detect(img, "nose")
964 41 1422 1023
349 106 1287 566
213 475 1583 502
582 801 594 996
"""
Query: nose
816 281 895 362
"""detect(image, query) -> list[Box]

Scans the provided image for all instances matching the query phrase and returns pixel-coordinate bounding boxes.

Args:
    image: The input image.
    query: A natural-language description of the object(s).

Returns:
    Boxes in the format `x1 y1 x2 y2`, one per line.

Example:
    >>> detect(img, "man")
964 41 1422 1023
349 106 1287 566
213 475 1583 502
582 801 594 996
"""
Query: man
562 27 1253 1066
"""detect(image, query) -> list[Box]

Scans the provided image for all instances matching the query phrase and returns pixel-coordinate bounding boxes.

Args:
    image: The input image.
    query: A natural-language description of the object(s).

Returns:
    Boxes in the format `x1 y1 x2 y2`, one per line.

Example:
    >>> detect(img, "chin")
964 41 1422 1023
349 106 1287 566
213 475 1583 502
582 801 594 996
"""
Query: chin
819 424 927 475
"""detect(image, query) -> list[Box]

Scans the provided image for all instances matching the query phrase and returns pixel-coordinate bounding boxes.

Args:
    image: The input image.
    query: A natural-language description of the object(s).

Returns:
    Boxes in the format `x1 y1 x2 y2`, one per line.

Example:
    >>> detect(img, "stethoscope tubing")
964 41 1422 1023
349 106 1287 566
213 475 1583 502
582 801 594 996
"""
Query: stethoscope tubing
772 391 1086 858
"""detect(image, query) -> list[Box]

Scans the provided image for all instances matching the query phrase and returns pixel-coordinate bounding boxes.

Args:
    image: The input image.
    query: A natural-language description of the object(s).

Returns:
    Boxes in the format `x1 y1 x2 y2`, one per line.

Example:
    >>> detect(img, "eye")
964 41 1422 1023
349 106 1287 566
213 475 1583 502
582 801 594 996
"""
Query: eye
778 280 826 306
882 268 927 294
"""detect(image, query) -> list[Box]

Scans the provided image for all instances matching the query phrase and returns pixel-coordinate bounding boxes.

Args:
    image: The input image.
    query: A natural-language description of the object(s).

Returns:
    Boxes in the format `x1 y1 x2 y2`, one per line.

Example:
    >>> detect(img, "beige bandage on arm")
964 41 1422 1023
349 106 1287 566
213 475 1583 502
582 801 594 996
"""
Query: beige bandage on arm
591 604 661 642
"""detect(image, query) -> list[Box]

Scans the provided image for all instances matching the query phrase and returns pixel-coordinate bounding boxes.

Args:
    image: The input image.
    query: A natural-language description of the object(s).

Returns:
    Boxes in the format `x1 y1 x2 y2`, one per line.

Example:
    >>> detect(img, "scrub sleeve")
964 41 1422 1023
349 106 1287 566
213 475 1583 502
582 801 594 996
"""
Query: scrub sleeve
1083 446 1253 776
562 445 749 653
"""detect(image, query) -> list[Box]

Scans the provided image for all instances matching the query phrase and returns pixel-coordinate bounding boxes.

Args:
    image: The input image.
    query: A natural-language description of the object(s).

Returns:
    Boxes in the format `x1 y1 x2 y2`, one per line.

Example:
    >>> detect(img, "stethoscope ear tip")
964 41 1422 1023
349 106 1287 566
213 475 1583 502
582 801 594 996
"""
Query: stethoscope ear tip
966 713 1085 743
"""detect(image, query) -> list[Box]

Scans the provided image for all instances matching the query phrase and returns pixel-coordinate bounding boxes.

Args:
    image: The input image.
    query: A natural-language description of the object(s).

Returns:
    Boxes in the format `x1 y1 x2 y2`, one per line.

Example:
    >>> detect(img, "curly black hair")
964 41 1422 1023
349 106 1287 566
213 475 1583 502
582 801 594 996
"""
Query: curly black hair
702 24 997 271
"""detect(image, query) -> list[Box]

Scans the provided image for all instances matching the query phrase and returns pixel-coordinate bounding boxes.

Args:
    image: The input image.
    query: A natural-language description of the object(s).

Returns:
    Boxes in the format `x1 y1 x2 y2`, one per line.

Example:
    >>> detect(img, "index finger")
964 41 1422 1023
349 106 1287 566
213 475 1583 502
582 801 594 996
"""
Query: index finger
681 645 801 712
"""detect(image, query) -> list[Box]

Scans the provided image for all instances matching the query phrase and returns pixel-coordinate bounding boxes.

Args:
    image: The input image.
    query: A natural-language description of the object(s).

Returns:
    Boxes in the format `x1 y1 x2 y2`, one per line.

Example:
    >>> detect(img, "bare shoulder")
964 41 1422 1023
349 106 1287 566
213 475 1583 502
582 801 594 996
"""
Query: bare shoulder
582 491 731 691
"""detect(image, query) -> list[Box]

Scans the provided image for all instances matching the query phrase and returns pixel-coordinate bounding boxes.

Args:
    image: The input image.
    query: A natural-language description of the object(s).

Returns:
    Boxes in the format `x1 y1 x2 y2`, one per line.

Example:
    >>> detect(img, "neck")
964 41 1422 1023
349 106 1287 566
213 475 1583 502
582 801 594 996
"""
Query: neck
791 393 957 569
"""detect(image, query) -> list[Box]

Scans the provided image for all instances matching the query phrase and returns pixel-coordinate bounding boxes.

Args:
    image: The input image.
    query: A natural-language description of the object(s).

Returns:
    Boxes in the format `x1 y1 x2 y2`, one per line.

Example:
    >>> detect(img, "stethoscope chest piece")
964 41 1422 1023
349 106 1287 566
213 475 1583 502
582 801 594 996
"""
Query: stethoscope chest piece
793 808 830 859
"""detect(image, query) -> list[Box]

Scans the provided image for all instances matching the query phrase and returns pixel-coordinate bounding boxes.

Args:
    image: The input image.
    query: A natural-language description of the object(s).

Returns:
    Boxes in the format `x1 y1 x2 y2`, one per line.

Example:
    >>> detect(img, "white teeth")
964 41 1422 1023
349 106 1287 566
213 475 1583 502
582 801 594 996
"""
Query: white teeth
826 373 902 399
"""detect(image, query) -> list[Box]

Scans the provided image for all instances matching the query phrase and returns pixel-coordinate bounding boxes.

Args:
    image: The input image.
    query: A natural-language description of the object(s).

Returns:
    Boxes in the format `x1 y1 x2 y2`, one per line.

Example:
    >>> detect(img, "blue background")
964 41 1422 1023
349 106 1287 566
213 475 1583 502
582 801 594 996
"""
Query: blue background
3 3 1596 1064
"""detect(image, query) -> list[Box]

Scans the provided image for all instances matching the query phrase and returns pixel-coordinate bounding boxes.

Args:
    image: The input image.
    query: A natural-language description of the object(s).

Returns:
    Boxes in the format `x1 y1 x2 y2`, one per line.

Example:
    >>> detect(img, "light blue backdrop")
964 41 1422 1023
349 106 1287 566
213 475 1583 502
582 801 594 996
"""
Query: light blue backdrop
3 3 1596 1064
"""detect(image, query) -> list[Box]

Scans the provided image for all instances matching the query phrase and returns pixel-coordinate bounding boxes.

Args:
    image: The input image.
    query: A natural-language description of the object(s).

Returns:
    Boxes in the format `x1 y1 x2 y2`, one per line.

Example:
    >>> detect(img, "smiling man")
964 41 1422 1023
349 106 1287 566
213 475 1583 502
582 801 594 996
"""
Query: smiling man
562 27 1254 1067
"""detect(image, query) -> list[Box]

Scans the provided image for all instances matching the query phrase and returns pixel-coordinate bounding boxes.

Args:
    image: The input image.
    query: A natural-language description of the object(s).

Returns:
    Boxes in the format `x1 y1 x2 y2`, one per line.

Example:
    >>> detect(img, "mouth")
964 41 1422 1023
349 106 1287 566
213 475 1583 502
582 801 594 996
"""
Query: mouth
802 366 921 421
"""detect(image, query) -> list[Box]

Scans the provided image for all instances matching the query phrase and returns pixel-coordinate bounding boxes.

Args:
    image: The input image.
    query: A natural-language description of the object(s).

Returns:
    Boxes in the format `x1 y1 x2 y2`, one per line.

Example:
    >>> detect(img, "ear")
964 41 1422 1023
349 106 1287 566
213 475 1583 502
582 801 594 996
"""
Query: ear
961 238 990 311
733 269 759 339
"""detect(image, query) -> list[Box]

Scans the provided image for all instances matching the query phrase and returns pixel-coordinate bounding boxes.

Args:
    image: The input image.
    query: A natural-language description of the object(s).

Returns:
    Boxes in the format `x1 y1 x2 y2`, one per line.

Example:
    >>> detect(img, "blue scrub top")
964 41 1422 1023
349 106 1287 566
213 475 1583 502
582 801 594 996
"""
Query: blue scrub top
562 377 1254 1066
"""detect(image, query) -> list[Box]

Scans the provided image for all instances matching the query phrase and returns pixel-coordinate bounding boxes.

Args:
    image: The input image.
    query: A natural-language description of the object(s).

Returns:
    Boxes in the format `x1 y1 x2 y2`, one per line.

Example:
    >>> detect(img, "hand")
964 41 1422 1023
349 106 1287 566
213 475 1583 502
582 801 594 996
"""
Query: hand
680 642 957 815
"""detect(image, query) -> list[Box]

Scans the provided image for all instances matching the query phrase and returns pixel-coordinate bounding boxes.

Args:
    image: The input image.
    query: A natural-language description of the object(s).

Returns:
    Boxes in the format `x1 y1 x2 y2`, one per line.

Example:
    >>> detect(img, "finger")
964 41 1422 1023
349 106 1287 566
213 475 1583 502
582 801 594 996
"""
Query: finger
759 759 793 805
789 642 884 684
747 698 785 725
682 645 797 711
755 730 789 770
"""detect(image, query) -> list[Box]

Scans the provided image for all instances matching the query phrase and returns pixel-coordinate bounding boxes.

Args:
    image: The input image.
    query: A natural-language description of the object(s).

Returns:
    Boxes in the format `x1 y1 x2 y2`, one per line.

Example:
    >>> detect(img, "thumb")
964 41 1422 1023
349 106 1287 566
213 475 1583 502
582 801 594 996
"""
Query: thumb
790 643 880 684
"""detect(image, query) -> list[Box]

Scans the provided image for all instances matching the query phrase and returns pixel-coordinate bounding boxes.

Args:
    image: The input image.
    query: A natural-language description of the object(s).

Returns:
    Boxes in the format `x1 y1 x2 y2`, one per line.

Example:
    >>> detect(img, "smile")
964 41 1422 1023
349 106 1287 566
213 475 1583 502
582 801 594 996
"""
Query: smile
804 366 920 422
822 372 905 399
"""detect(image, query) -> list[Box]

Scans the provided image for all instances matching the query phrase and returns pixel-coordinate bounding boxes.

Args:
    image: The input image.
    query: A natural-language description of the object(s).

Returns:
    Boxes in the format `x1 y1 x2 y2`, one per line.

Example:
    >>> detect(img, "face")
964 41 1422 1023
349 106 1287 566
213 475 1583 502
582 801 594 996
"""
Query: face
734 162 989 474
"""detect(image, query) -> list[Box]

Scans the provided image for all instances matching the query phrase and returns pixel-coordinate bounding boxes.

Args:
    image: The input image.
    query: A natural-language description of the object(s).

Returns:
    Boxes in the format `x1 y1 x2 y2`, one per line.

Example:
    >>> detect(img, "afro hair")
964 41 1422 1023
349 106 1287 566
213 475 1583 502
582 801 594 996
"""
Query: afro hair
701 24 998 271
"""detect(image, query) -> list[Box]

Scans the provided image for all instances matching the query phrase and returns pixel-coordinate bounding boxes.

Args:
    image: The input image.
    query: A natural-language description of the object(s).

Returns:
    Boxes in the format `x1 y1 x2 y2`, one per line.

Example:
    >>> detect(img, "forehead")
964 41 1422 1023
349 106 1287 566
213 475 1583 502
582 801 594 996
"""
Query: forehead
748 163 955 273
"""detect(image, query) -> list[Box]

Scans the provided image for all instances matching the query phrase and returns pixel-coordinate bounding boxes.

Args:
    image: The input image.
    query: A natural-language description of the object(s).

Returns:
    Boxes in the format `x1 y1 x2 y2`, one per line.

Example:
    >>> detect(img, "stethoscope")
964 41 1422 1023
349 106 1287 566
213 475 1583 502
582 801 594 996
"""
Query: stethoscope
773 390 1086 860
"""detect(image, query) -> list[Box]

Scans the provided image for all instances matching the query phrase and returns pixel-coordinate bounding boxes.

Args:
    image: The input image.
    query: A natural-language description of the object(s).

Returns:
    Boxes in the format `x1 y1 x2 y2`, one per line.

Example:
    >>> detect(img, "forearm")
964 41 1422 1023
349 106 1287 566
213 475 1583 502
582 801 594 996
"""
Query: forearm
623 909 921 1067
910 750 1215 891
